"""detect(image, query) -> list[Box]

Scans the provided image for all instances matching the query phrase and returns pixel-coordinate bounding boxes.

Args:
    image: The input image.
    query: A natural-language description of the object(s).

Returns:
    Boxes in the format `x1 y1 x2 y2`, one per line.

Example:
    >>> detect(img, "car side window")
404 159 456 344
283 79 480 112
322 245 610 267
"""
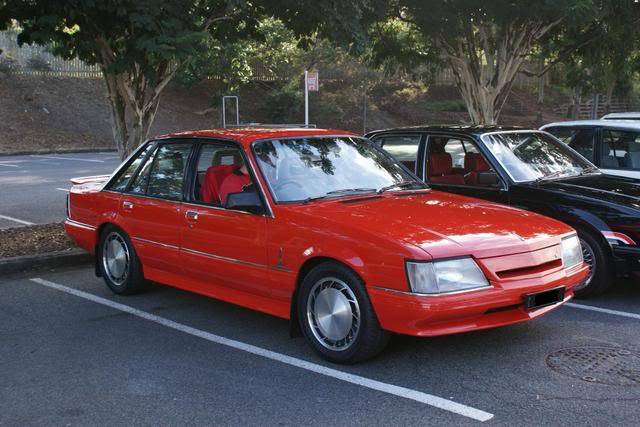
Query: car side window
145 143 193 200
374 135 421 172
602 130 640 170
426 136 497 187
547 128 595 162
127 143 192 199
193 143 259 210
108 144 153 191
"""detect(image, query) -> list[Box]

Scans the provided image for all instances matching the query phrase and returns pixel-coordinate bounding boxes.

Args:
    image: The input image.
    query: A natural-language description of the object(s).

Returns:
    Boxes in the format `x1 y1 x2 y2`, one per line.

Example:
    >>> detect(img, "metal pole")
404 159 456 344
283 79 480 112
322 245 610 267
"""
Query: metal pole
304 70 309 127
235 98 239 126
363 85 367 134
222 97 227 128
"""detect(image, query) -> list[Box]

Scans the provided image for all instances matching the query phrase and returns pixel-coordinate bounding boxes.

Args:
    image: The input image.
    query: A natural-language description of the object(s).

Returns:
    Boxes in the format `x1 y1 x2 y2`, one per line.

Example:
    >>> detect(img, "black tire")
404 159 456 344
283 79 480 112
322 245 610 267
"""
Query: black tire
97 225 149 295
574 229 613 298
298 261 390 364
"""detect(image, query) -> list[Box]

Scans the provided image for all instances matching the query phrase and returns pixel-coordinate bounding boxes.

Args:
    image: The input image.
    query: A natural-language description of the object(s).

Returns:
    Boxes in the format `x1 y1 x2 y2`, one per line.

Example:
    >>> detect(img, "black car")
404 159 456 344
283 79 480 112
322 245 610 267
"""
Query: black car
365 126 640 297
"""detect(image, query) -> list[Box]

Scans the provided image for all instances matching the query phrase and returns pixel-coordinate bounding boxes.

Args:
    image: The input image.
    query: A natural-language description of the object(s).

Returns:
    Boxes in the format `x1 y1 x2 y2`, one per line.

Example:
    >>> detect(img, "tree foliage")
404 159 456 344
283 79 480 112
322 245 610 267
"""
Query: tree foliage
7 0 260 158
381 0 597 124
544 0 640 116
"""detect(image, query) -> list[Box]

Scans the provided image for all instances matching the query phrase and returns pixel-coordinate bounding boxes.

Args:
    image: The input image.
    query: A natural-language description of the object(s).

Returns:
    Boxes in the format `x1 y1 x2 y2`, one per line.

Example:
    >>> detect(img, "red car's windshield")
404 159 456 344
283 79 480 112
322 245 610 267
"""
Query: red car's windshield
253 136 424 202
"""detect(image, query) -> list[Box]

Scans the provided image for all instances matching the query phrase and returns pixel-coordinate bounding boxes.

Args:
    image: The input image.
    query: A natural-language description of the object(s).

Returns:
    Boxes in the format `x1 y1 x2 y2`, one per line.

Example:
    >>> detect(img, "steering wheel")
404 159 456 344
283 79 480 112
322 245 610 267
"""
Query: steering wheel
273 180 304 193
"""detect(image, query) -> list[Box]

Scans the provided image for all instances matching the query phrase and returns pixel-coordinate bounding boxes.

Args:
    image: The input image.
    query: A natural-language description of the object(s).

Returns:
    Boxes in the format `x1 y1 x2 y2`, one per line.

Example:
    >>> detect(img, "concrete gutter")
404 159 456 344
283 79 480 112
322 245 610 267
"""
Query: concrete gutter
0 249 93 276
0 147 116 156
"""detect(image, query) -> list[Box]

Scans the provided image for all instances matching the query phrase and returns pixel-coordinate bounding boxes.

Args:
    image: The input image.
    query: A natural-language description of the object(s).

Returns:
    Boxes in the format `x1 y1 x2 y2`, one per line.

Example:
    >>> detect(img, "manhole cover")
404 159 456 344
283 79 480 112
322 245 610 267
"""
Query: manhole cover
546 346 640 386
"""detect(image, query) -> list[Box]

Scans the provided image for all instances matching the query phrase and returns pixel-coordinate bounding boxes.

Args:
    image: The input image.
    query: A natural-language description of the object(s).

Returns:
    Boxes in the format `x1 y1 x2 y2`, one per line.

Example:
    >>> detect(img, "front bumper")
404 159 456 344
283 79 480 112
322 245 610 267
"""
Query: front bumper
368 264 589 337
613 246 640 277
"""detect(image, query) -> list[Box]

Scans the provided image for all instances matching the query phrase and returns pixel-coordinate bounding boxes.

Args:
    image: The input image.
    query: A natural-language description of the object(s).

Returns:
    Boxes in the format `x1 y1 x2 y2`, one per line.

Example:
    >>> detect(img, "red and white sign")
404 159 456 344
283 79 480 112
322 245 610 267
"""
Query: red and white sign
306 71 319 92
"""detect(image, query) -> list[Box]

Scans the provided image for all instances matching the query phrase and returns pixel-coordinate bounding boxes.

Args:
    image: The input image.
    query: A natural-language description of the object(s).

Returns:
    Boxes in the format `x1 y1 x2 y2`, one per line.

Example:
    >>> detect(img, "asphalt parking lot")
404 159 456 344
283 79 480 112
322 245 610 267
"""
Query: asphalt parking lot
1 267 639 425
0 152 121 229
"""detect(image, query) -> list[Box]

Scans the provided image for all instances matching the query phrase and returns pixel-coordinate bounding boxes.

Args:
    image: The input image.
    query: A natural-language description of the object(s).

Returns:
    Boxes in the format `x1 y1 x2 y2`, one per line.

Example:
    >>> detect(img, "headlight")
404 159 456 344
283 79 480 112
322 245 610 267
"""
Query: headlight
561 235 583 269
406 257 490 294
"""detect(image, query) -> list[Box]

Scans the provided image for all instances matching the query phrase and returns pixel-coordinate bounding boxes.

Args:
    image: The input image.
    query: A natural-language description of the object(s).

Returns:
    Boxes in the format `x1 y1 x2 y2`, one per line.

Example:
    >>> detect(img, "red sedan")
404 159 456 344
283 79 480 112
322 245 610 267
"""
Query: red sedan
65 128 589 363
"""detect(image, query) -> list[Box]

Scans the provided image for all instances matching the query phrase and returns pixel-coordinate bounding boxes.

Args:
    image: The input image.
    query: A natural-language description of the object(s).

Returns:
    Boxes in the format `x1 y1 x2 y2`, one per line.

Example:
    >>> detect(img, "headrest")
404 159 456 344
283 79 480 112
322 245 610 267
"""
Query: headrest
213 150 242 167
464 153 490 172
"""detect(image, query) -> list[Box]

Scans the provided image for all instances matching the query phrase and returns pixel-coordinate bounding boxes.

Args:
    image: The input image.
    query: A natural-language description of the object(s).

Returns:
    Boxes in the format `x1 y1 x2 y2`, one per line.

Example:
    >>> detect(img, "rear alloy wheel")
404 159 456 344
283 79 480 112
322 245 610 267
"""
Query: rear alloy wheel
573 230 613 298
299 262 389 364
98 225 148 295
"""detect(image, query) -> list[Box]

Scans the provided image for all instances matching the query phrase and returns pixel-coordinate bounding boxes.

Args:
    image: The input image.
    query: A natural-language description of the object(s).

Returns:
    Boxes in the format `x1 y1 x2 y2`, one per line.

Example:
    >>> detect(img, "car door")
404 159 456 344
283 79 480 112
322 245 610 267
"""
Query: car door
423 133 509 204
118 141 194 273
180 140 270 298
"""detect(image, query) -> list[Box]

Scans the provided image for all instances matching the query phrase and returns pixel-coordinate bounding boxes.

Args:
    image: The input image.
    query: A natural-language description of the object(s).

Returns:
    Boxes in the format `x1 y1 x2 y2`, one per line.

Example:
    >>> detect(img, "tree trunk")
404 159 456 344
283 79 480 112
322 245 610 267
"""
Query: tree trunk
569 86 582 119
98 40 175 160
438 20 560 125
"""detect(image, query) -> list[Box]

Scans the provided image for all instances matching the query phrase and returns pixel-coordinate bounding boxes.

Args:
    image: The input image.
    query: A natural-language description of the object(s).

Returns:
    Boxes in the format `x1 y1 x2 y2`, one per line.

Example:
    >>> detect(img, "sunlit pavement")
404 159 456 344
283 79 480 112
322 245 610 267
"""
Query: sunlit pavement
0 153 121 229
1 266 638 425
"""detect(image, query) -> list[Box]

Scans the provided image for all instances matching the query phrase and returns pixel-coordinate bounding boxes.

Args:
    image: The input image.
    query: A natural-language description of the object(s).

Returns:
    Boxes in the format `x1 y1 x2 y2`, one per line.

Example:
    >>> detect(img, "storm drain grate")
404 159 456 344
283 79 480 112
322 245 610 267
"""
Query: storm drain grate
546 346 640 386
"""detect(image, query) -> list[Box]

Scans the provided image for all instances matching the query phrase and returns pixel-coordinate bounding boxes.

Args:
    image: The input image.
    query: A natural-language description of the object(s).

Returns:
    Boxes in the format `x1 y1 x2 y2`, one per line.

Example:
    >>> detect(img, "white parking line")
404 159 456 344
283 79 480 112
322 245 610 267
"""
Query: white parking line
0 163 19 168
31 155 105 163
566 302 640 320
55 188 70 192
30 277 493 422
0 214 34 225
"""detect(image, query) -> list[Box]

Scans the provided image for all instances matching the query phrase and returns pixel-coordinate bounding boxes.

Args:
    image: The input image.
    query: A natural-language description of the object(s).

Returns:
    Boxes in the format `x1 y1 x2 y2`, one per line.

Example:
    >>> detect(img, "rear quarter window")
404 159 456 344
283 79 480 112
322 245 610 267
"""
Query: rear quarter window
107 144 153 191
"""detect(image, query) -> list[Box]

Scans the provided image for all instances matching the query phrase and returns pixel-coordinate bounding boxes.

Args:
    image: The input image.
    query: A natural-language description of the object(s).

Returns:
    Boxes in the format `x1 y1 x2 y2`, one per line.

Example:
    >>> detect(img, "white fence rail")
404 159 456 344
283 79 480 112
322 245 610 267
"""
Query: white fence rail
0 31 102 78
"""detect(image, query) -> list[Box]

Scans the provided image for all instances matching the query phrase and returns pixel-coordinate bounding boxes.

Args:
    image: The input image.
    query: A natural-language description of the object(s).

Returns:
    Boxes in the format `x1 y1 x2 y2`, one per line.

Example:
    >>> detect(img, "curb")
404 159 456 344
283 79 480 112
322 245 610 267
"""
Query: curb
0 147 117 157
0 249 93 275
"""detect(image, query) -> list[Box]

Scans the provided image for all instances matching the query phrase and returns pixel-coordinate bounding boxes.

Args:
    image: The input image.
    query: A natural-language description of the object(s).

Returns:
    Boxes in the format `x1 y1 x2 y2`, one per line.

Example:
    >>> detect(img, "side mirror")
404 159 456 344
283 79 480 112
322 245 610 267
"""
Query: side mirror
477 171 500 186
225 190 265 215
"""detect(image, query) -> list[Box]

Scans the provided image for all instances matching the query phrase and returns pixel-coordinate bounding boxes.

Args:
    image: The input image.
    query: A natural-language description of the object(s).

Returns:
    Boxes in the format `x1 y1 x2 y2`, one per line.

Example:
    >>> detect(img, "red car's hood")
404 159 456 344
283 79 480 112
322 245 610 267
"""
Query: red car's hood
291 190 573 259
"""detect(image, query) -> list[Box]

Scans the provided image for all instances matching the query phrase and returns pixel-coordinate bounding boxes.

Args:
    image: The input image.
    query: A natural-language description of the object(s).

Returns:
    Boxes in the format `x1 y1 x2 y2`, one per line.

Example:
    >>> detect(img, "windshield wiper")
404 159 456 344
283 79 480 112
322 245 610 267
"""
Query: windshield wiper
301 188 376 204
534 170 568 183
377 181 424 194
326 187 377 196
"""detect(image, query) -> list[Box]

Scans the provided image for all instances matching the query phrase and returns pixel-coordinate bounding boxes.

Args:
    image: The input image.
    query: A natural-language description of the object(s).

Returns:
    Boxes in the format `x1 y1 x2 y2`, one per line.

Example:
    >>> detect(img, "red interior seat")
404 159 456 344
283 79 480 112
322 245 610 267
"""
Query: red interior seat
200 165 235 204
464 153 491 185
428 153 465 185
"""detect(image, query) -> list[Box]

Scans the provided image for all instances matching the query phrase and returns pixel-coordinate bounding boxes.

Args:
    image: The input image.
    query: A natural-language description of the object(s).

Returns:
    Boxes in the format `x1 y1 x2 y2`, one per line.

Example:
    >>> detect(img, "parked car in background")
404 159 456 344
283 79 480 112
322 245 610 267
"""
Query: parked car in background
601 112 640 121
366 126 640 297
541 120 640 180
65 128 588 363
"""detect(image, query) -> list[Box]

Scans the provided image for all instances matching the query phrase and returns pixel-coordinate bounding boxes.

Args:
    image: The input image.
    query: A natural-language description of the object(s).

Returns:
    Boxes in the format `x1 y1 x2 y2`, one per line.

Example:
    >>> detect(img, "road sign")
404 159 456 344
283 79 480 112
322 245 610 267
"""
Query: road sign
307 71 319 92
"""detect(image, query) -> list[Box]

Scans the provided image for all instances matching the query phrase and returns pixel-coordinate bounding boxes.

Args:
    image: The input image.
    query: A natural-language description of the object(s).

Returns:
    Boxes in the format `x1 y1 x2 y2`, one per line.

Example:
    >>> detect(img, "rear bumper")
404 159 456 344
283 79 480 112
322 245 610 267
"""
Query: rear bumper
368 264 589 337
613 246 640 277
64 219 97 254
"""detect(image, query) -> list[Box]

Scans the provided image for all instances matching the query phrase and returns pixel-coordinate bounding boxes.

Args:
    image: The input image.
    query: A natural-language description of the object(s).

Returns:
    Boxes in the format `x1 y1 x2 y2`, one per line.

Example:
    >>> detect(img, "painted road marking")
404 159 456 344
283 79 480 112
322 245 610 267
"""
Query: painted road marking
0 163 19 168
31 155 105 163
30 277 494 422
55 188 70 192
0 214 34 226
566 302 640 320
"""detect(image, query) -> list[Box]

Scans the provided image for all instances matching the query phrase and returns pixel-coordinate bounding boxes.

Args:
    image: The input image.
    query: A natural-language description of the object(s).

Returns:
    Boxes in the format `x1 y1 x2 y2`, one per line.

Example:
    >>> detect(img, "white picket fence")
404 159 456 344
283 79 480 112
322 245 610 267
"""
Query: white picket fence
0 31 102 78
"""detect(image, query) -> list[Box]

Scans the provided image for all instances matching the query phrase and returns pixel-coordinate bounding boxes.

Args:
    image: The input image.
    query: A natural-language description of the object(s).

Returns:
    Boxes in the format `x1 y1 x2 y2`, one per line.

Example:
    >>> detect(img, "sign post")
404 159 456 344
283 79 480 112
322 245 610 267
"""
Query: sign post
304 70 318 127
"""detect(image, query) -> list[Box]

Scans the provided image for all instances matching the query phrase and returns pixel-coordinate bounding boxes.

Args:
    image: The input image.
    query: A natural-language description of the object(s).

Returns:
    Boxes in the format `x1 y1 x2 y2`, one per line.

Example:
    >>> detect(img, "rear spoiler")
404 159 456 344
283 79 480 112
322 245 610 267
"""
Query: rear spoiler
70 174 111 185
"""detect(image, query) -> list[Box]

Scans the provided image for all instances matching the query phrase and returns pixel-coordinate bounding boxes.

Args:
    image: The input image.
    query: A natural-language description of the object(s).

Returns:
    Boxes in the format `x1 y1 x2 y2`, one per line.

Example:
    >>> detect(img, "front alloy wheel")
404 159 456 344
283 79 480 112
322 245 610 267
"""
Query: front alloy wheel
573 230 613 298
298 262 390 364
306 278 361 351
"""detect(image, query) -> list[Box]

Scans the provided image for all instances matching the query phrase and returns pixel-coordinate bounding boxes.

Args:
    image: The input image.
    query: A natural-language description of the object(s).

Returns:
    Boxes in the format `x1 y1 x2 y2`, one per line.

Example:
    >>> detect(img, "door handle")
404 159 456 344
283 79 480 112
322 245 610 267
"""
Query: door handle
122 201 133 211
185 210 199 222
